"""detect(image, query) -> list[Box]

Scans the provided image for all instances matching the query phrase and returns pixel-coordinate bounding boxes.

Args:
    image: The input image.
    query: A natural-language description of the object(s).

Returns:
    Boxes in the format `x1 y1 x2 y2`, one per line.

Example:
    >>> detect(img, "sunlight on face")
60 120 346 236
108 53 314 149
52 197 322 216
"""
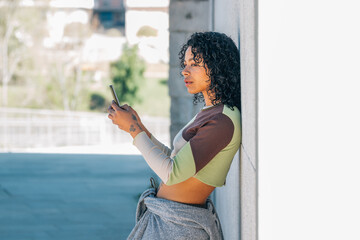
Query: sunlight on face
182 47 211 97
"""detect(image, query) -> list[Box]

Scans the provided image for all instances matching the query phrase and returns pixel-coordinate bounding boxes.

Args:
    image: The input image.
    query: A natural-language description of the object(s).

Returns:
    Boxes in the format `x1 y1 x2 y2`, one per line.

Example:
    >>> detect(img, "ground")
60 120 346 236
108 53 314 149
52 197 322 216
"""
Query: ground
0 153 157 240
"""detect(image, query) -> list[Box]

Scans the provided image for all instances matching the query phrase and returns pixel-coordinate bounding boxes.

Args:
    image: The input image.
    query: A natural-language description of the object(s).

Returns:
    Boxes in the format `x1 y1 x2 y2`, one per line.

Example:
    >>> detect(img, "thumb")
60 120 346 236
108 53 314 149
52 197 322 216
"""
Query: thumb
111 101 121 111
121 104 130 111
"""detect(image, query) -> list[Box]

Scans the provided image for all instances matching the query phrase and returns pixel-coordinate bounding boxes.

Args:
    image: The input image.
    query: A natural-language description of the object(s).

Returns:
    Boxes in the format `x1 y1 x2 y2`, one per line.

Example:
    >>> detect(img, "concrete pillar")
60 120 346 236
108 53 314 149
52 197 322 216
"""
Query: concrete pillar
168 0 210 142
211 1 242 239
212 0 257 239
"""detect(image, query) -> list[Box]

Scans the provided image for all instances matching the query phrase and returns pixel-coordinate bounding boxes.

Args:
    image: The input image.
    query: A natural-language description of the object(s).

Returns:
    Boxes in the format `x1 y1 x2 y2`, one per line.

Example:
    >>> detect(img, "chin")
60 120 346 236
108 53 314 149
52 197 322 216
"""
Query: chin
187 88 199 95
187 89 195 94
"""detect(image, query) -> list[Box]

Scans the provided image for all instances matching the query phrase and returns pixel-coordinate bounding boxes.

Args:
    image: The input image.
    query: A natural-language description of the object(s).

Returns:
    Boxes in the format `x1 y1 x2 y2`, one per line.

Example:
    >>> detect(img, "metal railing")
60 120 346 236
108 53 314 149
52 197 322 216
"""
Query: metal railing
0 108 170 152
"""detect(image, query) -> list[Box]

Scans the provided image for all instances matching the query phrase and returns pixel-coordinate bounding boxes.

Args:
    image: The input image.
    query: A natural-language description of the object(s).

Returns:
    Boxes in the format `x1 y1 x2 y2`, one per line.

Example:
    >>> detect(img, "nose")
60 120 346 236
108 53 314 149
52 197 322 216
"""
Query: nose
181 67 190 77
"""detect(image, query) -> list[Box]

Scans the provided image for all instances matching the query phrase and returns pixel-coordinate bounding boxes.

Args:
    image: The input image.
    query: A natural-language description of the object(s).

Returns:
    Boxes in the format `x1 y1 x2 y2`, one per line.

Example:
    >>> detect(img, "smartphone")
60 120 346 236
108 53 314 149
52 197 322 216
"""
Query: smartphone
109 85 120 107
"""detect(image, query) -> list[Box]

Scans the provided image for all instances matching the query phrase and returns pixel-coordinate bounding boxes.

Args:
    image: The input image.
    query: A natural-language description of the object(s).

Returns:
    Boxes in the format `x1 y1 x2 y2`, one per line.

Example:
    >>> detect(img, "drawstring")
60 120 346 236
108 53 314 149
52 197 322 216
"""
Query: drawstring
149 177 157 193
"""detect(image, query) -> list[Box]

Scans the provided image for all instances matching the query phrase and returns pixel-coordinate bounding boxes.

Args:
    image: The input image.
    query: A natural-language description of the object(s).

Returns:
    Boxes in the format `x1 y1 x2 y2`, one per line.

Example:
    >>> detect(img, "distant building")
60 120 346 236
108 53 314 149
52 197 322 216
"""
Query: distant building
125 0 169 63
92 0 126 34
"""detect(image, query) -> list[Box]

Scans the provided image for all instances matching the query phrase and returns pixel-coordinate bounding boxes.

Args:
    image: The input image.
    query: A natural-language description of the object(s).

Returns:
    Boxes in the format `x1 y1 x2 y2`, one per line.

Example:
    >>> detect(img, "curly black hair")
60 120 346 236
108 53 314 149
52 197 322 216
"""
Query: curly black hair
179 32 241 111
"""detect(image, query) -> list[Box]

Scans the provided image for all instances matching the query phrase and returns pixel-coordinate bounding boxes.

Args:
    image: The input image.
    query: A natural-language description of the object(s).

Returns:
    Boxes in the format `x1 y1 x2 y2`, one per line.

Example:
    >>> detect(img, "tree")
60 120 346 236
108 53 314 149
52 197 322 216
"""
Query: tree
56 21 92 111
0 0 49 107
0 0 23 106
89 92 106 111
110 44 146 105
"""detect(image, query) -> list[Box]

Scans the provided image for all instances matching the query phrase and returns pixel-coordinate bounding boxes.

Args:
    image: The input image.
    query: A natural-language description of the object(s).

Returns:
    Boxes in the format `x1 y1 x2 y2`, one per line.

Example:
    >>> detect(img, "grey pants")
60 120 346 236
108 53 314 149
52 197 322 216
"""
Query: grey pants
127 187 224 240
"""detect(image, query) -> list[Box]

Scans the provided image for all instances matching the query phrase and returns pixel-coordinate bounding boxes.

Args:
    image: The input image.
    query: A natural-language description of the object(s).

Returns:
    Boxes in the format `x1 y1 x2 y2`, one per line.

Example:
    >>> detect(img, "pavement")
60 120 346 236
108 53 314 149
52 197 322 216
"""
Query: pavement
0 153 157 240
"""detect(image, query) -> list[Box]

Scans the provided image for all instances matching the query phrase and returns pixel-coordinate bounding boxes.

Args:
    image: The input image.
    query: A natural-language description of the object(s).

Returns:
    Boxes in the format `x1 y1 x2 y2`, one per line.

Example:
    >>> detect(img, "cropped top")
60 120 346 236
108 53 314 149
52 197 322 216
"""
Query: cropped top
133 103 241 187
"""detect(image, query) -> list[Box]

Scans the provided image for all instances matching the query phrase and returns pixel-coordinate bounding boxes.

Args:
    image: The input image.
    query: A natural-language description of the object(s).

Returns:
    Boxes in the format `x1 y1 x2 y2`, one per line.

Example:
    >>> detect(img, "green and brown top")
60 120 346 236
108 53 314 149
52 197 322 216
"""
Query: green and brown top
133 104 241 187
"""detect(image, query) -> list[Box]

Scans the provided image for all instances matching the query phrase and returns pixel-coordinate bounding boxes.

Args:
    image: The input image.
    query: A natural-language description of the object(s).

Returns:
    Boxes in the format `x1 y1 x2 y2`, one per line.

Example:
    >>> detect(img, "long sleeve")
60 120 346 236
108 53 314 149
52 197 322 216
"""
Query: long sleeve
150 134 172 157
133 132 174 183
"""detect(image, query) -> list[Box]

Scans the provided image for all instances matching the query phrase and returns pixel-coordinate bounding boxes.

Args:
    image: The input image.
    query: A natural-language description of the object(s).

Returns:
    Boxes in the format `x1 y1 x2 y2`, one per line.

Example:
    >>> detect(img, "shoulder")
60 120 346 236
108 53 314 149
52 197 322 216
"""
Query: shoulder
197 104 241 148
201 104 240 130
194 104 237 140
182 104 240 142
222 104 241 124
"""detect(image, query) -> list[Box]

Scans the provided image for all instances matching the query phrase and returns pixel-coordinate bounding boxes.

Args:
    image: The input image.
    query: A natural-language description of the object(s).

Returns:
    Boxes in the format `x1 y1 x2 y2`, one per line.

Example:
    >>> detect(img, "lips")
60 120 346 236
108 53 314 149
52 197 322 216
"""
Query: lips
184 78 193 87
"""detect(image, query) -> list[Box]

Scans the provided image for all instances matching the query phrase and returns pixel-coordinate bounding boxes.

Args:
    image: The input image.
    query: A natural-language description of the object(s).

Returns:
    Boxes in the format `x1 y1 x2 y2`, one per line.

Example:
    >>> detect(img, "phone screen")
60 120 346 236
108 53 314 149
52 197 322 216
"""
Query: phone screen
109 85 120 107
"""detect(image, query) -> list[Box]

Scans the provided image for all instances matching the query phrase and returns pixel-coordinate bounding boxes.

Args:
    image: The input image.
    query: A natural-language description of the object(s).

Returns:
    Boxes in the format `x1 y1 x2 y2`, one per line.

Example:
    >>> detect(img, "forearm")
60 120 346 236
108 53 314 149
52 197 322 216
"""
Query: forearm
133 122 171 156
138 121 151 138
129 120 154 140
138 121 171 156
150 134 172 156
133 131 173 183
129 122 144 139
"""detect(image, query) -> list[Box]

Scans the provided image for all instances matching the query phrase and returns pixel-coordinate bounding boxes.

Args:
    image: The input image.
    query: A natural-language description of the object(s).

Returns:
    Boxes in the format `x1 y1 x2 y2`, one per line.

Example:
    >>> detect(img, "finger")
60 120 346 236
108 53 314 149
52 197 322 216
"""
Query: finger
129 106 139 118
107 106 114 113
111 101 121 111
121 104 130 111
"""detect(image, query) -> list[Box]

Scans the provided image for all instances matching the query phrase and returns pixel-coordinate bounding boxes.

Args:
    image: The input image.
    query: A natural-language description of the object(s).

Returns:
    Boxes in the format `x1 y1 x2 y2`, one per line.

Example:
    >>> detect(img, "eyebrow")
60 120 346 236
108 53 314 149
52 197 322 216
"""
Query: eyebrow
184 58 194 63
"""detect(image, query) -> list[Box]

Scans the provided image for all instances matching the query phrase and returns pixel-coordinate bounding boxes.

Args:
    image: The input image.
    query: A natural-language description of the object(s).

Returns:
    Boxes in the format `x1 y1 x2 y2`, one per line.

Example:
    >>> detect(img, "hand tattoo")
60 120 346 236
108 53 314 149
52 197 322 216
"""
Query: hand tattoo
132 114 137 121
130 124 136 132
136 123 143 131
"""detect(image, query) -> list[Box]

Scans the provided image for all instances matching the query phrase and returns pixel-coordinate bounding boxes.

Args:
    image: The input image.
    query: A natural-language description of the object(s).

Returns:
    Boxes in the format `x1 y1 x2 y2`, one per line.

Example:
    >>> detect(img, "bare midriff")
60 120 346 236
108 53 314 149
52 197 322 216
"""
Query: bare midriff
156 177 215 204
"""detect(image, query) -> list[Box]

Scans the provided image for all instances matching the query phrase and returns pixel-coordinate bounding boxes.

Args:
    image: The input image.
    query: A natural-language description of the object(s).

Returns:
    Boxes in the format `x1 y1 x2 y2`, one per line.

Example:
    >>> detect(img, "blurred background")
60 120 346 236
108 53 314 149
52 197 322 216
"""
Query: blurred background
0 1 170 239
0 0 170 154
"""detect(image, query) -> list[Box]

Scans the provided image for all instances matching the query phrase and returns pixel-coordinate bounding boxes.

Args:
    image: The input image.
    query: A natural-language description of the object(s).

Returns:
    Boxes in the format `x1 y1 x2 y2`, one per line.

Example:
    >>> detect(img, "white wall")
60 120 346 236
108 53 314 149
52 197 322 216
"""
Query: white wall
259 1 360 239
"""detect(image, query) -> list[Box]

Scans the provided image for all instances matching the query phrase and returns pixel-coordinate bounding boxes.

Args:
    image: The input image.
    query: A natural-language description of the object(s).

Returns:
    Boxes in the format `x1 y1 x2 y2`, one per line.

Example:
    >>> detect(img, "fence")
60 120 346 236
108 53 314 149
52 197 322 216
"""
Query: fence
0 108 170 153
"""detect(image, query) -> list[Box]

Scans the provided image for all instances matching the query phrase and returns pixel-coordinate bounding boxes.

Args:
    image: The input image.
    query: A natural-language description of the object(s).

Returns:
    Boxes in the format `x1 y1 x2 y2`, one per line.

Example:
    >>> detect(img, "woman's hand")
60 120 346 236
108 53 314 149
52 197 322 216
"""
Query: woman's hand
107 101 144 138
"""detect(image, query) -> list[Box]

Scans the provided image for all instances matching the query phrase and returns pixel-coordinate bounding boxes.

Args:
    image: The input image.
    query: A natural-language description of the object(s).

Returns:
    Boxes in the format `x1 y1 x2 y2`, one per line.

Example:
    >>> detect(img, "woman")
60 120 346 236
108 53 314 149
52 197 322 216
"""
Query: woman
108 32 241 240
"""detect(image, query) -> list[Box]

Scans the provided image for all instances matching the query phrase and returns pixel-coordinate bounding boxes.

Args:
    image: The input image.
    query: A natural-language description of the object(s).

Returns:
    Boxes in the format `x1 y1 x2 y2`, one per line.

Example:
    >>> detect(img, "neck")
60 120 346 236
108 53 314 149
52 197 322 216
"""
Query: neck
203 91 213 106
205 99 213 106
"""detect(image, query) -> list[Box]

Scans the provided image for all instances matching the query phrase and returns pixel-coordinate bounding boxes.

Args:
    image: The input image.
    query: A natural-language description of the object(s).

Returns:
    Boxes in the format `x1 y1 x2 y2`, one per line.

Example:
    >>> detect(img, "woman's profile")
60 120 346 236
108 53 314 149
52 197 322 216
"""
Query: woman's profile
107 31 241 240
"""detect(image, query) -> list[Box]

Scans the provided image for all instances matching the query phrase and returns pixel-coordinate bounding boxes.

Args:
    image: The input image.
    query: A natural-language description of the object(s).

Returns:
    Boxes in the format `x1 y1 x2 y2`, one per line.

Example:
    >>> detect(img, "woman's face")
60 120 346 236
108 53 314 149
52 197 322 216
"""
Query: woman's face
181 47 210 96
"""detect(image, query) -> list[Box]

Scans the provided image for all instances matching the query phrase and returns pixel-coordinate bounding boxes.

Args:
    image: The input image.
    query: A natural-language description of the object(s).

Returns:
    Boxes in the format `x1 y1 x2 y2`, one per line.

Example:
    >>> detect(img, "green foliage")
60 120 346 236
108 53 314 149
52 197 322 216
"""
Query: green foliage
131 77 170 117
110 44 146 105
90 93 106 111
159 79 168 85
